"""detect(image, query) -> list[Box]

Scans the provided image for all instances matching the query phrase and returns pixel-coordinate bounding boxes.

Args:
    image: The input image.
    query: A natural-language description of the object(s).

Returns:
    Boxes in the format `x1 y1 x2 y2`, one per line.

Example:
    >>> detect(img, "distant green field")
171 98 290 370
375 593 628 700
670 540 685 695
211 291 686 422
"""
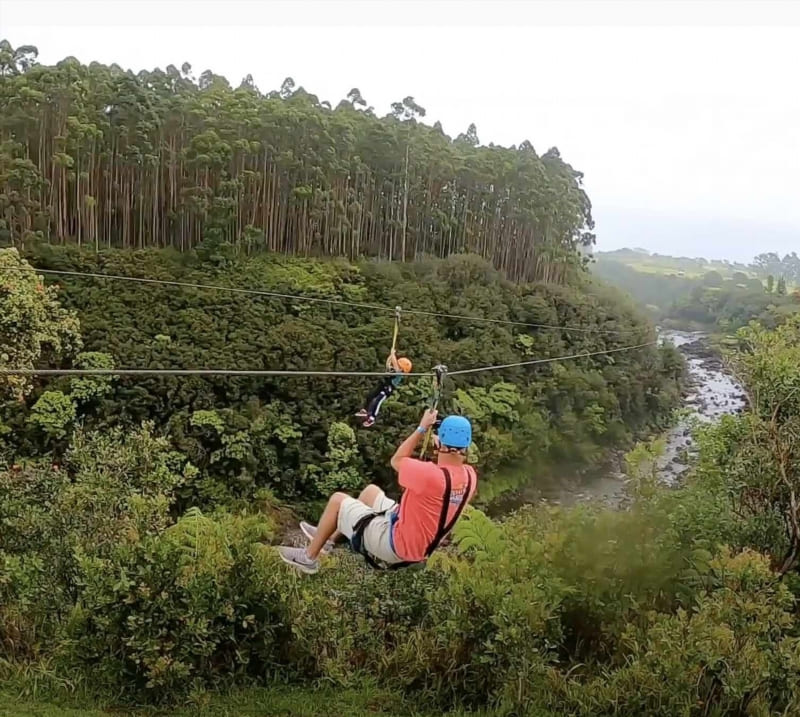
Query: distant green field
624 261 707 278
594 249 754 280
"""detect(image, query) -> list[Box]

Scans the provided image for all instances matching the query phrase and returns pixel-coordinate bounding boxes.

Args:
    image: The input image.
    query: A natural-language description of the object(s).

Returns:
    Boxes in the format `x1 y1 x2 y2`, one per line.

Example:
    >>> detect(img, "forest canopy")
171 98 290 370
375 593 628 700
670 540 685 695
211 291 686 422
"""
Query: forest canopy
0 40 593 283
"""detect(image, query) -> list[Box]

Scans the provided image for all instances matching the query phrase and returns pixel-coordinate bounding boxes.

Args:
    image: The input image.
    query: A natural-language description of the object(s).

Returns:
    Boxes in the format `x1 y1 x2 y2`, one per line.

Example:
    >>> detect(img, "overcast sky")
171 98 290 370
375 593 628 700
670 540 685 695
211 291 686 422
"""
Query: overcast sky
2 0 799 262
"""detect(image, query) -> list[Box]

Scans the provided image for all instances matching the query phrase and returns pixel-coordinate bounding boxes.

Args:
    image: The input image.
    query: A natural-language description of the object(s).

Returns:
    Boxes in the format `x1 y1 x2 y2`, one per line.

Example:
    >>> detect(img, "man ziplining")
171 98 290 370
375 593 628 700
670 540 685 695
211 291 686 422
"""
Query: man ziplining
278 408 477 573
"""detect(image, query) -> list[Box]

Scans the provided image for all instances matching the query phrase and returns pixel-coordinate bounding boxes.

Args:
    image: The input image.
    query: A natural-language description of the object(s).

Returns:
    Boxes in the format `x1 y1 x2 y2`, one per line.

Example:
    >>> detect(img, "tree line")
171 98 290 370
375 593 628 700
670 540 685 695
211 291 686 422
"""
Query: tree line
592 251 800 331
751 251 800 285
0 41 594 283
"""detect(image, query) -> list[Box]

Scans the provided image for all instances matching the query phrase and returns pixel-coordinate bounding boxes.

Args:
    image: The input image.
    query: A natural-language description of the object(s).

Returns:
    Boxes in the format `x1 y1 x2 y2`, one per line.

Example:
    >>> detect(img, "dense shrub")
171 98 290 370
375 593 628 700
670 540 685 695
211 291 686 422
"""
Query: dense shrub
1 418 799 714
63 510 287 702
544 550 800 716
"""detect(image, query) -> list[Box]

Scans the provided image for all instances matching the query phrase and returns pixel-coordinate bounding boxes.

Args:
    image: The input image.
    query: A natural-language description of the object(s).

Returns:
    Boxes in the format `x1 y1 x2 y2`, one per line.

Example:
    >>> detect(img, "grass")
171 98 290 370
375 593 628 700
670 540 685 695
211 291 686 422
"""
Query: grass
0 686 483 717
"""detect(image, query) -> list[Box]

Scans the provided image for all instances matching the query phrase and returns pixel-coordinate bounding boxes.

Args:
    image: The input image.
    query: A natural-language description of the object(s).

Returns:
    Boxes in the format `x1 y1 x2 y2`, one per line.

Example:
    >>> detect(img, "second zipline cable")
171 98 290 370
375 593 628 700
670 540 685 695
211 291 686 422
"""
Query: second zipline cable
0 341 657 378
7 266 639 336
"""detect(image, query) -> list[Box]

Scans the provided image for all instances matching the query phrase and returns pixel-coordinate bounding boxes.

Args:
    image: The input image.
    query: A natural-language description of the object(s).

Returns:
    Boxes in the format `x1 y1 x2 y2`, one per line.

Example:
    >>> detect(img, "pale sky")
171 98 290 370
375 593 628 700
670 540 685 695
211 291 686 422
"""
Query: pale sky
2 0 799 262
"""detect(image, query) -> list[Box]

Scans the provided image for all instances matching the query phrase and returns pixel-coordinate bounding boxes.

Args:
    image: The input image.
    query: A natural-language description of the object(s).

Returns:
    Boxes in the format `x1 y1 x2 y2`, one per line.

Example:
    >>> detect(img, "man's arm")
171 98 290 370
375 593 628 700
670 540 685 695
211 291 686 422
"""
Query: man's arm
391 408 438 472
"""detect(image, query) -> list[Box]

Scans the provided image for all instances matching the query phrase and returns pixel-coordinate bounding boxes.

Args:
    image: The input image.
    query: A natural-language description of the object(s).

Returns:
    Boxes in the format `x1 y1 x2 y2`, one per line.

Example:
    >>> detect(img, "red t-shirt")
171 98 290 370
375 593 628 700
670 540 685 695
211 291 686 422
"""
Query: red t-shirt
391 458 478 562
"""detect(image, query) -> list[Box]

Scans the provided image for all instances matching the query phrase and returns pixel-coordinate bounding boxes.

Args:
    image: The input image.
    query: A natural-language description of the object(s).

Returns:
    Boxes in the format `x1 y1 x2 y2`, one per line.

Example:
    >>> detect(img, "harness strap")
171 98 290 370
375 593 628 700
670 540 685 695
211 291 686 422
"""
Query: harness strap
350 510 414 570
425 467 473 557
426 467 452 556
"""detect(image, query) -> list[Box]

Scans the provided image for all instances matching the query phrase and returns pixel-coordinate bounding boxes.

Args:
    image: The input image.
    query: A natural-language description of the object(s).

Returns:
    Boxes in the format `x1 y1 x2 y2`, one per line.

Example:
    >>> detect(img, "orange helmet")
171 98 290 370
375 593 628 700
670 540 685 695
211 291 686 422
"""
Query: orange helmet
397 357 413 373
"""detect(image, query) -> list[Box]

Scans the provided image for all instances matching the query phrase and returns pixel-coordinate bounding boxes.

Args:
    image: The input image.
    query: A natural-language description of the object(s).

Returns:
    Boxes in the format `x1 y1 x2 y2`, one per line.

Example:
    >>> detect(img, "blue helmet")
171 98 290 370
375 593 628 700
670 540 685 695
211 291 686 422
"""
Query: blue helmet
437 415 472 449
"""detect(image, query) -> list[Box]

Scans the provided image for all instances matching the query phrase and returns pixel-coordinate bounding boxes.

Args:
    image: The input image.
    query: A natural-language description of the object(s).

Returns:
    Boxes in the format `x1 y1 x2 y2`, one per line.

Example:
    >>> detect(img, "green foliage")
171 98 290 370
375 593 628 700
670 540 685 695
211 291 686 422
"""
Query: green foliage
0 423 191 666
3 406 800 714
0 248 81 399
69 351 115 404
189 409 226 433
308 421 363 496
545 549 800 716
11 245 678 502
0 685 461 717
63 510 285 702
592 249 800 331
624 437 665 503
709 317 800 573
702 269 724 287
754 251 800 284
27 390 76 440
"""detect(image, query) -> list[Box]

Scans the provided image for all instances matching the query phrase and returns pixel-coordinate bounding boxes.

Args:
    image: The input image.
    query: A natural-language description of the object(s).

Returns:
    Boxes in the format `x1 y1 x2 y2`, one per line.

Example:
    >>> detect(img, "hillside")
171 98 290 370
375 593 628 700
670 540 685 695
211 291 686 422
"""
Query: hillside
594 248 753 278
591 248 800 330
5 253 800 714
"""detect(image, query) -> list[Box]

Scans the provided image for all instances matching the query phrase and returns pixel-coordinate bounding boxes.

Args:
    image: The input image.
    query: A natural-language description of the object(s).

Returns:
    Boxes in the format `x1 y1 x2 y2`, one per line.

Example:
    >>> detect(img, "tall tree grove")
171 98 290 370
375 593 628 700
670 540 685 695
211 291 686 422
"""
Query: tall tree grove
0 41 594 283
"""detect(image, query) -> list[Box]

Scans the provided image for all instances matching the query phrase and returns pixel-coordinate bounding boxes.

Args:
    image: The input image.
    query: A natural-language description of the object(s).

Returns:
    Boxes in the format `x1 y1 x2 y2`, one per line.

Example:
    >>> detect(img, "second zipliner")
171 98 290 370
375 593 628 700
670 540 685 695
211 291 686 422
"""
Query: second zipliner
355 306 413 427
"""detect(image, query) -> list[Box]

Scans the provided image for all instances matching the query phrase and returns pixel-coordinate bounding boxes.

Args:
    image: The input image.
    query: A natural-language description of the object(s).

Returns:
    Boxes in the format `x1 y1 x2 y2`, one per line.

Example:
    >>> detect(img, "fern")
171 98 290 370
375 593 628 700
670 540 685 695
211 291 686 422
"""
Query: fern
451 506 506 558
164 507 234 582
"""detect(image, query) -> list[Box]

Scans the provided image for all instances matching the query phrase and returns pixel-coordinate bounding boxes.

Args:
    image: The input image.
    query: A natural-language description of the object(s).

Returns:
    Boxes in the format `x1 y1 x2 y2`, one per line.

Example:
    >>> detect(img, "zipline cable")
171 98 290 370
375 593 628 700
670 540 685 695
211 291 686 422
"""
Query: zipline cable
0 342 657 378
0 368 432 378
4 266 641 336
448 341 658 376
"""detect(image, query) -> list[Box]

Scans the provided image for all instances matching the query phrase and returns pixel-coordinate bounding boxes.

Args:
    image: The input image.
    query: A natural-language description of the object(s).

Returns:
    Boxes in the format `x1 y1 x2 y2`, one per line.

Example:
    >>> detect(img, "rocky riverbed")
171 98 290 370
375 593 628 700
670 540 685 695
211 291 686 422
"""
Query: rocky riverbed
487 331 747 514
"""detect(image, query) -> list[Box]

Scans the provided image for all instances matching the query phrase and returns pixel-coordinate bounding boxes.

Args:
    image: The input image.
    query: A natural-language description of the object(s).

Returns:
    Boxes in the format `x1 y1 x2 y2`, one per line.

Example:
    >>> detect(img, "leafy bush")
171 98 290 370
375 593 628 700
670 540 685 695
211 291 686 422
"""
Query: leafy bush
63 509 288 702
545 550 800 716
0 424 190 656
0 247 81 400
69 351 116 405
306 421 363 497
27 390 76 440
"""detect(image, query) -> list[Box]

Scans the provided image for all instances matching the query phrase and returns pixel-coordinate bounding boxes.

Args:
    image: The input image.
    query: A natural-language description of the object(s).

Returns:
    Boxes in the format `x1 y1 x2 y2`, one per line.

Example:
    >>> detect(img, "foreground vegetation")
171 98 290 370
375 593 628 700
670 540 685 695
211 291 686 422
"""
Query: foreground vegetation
3 247 800 714
0 686 455 716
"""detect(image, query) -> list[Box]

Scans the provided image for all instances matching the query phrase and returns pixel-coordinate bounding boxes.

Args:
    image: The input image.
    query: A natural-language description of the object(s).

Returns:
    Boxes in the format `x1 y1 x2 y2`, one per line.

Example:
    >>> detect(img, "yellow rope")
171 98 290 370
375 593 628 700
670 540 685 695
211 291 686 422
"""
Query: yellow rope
389 306 401 356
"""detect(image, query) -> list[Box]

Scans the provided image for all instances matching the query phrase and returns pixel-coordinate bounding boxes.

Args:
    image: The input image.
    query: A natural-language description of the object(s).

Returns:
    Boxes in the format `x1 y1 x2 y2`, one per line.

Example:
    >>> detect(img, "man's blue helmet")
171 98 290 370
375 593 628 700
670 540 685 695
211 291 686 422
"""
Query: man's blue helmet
437 415 472 449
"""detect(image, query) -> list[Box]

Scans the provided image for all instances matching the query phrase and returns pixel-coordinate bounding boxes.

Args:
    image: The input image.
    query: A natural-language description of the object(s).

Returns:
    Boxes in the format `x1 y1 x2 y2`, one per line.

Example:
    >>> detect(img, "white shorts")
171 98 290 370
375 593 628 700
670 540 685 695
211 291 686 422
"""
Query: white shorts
338 489 402 564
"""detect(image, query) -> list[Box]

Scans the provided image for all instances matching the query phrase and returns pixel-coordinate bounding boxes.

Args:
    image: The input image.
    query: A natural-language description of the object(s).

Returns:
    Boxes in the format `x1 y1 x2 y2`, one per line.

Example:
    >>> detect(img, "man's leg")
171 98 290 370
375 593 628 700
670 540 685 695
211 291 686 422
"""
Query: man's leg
358 483 385 508
307 491 348 559
309 483 385 554
279 490 352 574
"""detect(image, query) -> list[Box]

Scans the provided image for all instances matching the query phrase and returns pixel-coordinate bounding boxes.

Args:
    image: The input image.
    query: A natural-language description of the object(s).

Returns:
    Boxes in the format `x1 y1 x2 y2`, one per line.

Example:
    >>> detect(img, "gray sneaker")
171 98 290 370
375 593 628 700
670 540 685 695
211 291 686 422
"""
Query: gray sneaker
278 545 320 574
300 521 335 553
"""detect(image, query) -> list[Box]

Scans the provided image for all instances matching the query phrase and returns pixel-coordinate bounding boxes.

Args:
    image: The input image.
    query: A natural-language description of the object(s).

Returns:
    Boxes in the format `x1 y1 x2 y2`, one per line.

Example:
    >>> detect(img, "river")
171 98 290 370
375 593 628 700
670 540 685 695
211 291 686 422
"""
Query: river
486 330 747 514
